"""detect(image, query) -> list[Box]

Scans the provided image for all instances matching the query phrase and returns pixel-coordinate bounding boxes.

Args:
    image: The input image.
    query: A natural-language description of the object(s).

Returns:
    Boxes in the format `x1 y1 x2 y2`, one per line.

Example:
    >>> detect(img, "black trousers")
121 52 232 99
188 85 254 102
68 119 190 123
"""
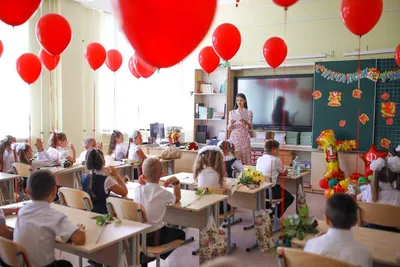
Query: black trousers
140 226 185 266
219 201 232 214
265 184 294 218
44 260 73 267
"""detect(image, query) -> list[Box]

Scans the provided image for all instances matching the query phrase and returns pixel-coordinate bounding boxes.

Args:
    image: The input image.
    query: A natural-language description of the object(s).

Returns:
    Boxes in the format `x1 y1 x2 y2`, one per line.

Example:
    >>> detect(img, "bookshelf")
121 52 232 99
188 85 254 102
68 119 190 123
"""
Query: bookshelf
193 67 234 144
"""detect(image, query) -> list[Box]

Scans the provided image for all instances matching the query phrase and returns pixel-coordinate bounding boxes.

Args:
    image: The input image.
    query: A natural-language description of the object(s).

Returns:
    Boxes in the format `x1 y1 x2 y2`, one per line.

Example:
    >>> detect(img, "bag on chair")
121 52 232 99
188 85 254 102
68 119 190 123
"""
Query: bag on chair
160 145 181 159
254 209 274 252
199 215 227 264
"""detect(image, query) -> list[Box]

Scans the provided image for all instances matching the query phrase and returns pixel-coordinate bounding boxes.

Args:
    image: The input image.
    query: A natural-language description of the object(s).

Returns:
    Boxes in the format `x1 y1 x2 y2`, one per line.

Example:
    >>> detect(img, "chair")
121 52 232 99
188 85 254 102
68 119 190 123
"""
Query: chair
0 237 32 267
106 197 185 267
58 187 93 212
12 163 31 178
357 202 400 228
276 247 356 267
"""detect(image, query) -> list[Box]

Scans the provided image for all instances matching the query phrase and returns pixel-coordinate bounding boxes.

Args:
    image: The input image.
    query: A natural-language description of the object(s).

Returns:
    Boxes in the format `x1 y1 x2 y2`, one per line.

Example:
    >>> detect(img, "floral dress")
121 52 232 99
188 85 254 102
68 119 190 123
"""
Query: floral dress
227 108 253 165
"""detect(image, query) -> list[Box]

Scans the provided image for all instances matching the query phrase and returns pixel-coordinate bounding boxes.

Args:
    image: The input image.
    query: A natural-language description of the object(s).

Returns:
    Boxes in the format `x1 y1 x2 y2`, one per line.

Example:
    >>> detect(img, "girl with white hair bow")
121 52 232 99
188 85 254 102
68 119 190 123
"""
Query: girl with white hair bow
127 130 147 179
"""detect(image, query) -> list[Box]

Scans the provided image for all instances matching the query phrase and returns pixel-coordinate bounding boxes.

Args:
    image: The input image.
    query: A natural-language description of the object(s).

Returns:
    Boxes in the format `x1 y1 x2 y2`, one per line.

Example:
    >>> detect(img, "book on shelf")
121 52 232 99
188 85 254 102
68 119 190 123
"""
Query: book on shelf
212 111 224 120
198 106 213 119
195 103 204 118
200 83 213 94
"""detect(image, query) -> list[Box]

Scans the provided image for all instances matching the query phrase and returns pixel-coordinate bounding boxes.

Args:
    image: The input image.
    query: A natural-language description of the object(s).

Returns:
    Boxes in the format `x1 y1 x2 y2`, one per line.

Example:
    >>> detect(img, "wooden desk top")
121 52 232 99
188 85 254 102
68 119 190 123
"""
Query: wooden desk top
123 182 227 212
160 172 194 185
0 172 19 181
225 178 272 194
39 164 85 174
244 165 311 180
291 220 400 265
4 202 151 254
147 155 177 163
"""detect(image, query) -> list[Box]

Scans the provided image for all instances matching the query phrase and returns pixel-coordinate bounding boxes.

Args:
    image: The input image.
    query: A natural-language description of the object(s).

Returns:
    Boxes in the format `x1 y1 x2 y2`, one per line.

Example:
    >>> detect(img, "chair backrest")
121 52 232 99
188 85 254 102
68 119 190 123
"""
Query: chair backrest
12 163 31 178
58 187 93 211
358 202 400 228
197 186 227 195
276 247 356 267
0 237 32 267
106 197 143 222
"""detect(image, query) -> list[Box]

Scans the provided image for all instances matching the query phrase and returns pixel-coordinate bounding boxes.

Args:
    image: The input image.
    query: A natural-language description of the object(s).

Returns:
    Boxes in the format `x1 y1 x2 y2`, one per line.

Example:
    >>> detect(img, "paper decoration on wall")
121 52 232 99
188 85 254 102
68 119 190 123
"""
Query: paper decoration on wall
328 91 341 107
352 89 362 99
381 93 389 100
359 113 370 125
381 102 396 118
312 90 322 100
337 140 357 151
339 120 346 127
386 118 393 126
380 138 391 149
315 64 400 83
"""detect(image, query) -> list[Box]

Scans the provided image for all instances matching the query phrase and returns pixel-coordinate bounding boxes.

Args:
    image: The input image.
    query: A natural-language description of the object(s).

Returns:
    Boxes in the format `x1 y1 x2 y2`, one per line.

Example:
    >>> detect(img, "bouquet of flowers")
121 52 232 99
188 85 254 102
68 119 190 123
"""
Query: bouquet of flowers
186 142 198 151
238 168 263 189
167 130 180 144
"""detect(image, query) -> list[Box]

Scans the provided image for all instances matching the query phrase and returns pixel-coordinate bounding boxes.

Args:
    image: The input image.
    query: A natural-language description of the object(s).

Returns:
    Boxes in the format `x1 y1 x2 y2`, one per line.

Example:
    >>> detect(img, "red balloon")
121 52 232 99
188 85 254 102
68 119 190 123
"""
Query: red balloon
133 53 156 79
39 49 60 71
128 56 141 79
85 42 106 71
199 46 220 74
112 0 217 68
395 45 400 67
319 178 329 190
105 49 123 72
0 0 41 27
263 37 287 69
359 145 388 176
212 23 241 61
272 0 298 8
333 183 345 193
36 14 72 56
0 40 3 58
340 0 383 37
16 53 42 84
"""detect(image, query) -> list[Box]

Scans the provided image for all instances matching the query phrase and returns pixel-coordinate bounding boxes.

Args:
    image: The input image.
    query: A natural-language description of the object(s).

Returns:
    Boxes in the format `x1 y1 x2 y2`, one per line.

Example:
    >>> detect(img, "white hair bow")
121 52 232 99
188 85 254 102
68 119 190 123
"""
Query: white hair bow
198 145 223 155
387 155 400 173
370 157 386 172
15 143 26 153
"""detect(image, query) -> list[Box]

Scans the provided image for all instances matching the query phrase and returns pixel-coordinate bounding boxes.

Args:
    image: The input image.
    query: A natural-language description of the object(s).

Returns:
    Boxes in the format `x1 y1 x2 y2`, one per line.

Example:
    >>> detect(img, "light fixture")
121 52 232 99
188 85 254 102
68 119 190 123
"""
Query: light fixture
231 62 315 70
343 48 395 57
258 53 331 62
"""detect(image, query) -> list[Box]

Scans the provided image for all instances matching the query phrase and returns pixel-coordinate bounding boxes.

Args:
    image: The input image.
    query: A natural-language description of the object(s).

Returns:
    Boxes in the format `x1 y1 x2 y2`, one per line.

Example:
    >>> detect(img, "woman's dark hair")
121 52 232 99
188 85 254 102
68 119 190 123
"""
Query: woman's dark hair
272 96 289 125
108 130 122 155
48 131 67 149
86 149 105 199
234 93 248 109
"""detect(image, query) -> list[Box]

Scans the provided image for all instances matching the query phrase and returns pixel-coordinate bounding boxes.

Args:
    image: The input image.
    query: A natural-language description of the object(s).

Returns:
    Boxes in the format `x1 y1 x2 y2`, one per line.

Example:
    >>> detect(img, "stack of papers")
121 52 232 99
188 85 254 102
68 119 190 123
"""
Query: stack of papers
300 132 313 146
286 131 300 145
274 131 286 145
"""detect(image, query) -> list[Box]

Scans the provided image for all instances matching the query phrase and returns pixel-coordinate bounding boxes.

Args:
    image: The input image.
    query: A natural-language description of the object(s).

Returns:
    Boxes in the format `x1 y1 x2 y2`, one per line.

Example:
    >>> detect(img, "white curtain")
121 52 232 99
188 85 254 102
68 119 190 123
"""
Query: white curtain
98 13 186 136
0 22 30 138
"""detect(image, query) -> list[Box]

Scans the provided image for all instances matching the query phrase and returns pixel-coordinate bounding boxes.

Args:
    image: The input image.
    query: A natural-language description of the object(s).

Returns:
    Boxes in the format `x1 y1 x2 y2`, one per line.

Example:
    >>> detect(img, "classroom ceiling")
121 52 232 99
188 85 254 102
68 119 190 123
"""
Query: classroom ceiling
73 0 237 13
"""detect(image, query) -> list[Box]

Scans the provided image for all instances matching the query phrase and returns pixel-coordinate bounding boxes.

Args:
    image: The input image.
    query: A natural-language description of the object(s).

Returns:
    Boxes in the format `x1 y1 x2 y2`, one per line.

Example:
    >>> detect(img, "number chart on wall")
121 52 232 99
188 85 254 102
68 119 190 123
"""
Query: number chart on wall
312 59 377 152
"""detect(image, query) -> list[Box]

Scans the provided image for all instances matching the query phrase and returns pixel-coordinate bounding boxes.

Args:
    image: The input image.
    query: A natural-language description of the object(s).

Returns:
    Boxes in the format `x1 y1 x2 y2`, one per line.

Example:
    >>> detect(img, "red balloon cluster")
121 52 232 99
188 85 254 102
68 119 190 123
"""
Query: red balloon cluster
212 23 241 61
340 0 383 37
112 0 217 68
263 37 287 69
85 43 106 71
39 49 60 71
128 56 141 79
272 0 298 8
106 49 123 72
16 53 42 85
0 41 3 58
198 46 220 74
395 45 400 67
0 0 41 27
131 53 156 79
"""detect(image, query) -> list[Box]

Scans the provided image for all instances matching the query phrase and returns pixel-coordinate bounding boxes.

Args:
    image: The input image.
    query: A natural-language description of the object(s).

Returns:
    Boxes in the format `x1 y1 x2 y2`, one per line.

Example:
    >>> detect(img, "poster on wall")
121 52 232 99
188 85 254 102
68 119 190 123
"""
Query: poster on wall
312 59 377 152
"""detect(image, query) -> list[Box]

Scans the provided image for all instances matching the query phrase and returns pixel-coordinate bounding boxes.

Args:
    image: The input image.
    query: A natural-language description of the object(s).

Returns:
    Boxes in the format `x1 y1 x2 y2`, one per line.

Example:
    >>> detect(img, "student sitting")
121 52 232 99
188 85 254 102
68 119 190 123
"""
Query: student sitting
78 137 96 164
134 158 185 267
256 139 294 217
36 132 76 165
128 130 147 179
14 170 86 267
108 130 126 161
0 207 17 267
218 140 243 178
304 194 372 267
82 149 128 214
193 145 231 213
0 135 16 173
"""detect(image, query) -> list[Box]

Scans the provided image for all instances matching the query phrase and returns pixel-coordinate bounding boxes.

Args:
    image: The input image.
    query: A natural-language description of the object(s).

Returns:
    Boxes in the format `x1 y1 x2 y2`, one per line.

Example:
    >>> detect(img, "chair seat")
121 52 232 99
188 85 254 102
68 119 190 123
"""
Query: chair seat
218 210 236 219
146 240 185 256
266 198 285 204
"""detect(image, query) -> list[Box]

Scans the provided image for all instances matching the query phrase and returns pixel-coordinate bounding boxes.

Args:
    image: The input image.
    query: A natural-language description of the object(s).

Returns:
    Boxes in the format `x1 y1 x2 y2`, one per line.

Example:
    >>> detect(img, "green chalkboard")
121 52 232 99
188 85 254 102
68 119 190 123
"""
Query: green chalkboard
312 59 377 152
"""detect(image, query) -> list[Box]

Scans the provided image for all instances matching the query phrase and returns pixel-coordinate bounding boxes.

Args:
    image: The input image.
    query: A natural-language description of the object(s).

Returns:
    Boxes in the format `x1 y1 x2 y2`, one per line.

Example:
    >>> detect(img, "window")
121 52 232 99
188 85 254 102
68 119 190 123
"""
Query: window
0 22 30 138
98 13 187 136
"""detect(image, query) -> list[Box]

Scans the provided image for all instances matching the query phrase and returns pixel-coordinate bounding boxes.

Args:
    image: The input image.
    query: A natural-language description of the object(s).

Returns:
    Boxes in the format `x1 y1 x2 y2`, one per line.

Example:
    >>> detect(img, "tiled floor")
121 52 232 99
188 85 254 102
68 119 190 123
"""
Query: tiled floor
60 192 325 267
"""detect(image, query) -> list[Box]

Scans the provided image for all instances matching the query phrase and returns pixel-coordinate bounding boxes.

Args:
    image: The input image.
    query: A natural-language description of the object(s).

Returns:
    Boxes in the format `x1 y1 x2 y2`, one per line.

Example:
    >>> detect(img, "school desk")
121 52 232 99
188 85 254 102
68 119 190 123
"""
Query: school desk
0 172 19 204
111 161 139 180
146 154 177 175
117 182 236 254
39 164 85 189
160 172 194 189
291 220 400 266
3 202 151 267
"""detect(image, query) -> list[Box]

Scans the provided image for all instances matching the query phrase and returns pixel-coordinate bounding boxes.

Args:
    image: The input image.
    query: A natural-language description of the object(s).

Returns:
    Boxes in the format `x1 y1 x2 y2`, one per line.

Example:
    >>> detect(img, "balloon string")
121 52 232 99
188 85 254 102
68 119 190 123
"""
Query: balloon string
50 71 54 132
29 113 31 146
284 9 288 37
93 71 96 138
113 72 116 130
356 36 361 174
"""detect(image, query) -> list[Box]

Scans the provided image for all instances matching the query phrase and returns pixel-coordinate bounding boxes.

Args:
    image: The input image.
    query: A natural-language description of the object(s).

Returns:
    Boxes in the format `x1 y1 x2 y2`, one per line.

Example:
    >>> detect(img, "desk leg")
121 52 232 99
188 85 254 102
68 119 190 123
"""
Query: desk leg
115 241 122 267
224 199 236 254
132 235 138 266
246 191 263 252
9 178 15 203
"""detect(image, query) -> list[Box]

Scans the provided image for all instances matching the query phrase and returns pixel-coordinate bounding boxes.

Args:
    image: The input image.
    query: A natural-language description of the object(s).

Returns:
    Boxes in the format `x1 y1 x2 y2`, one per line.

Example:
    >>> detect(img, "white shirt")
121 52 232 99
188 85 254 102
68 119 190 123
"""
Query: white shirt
37 146 68 162
225 155 244 175
14 201 78 267
128 143 141 162
112 143 127 161
256 154 286 186
2 150 15 173
78 150 88 163
197 167 221 188
134 183 175 232
304 228 372 267
360 182 400 206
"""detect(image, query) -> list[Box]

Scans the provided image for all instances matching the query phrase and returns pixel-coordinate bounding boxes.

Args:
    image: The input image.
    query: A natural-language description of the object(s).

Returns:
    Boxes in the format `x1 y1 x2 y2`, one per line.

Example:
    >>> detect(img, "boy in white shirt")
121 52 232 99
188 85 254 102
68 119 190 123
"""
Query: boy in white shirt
134 158 185 267
14 170 86 267
304 194 372 267
256 139 294 217
78 137 96 164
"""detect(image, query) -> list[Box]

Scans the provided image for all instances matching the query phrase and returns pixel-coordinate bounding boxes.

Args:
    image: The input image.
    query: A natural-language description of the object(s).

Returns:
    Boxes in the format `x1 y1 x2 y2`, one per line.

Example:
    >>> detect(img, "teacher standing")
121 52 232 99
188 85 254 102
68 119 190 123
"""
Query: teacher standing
228 93 253 165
